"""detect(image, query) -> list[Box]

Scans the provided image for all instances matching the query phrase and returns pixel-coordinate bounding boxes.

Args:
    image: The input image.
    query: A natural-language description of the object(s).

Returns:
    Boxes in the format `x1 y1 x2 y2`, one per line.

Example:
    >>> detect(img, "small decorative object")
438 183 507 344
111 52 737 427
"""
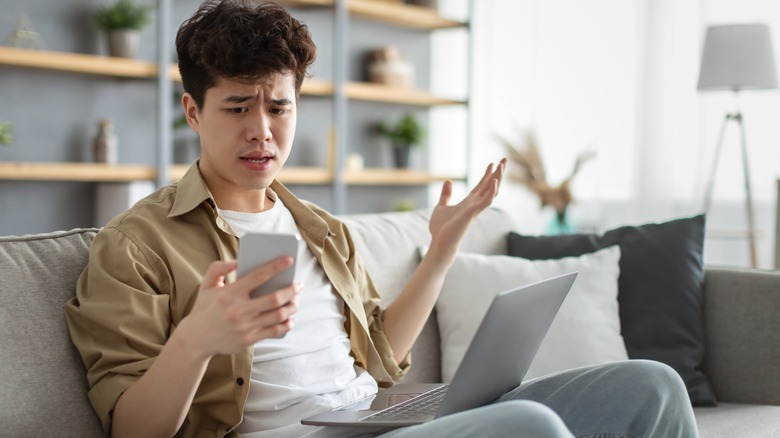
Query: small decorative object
366 45 414 88
393 199 416 212
0 121 12 146
5 15 46 49
376 113 425 169
93 0 152 58
345 153 364 172
93 119 118 164
498 130 596 234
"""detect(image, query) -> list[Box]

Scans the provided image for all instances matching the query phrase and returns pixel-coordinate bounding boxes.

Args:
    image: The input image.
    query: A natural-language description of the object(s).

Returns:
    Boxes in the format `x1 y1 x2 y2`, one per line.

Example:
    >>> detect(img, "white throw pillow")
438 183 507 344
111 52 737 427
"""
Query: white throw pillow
434 245 627 382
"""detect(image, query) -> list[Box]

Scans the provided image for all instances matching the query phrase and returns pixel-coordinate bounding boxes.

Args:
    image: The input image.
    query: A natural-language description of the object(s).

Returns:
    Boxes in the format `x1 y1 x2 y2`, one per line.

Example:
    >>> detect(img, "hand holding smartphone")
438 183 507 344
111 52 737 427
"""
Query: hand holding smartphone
237 232 301 299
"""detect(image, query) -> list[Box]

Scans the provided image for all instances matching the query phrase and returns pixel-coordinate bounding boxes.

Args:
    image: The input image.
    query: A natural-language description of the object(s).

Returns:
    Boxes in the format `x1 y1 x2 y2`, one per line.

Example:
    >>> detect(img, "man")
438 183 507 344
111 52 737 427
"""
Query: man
66 1 699 437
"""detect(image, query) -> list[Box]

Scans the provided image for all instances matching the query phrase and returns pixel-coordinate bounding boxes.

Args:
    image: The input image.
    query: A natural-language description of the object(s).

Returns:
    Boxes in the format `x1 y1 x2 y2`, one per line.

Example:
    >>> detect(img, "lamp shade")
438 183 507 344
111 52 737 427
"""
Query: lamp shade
697 23 778 91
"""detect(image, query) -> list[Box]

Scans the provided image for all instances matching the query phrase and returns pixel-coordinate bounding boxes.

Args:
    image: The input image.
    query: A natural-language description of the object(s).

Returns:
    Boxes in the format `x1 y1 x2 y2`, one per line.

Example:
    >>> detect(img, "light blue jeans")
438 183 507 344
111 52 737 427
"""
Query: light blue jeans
378 360 699 438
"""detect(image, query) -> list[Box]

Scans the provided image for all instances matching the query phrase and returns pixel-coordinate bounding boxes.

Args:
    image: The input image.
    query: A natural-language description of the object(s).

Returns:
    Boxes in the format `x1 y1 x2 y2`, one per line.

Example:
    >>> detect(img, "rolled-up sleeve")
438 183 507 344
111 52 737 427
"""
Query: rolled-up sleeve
65 227 171 433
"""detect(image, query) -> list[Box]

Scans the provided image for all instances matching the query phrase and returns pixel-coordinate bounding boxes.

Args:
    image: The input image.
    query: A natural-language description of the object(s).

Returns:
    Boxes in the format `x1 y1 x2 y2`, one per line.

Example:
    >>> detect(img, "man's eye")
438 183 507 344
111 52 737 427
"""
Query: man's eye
231 107 248 114
270 108 286 115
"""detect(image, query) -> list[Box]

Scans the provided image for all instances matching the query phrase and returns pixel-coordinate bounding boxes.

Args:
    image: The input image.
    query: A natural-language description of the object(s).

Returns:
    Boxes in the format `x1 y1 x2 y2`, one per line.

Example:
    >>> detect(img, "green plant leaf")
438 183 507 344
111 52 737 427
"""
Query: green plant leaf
94 0 152 31
0 121 12 146
376 113 425 148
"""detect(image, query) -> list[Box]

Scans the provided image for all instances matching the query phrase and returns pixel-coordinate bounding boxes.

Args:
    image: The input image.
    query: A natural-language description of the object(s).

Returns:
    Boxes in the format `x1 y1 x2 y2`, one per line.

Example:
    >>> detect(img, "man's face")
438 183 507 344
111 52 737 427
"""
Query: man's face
184 74 297 212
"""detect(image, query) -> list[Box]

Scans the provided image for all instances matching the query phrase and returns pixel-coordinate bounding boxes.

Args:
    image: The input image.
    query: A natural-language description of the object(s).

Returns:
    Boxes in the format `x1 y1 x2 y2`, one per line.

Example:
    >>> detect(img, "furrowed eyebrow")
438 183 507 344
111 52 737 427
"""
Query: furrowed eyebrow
270 98 293 106
223 94 256 104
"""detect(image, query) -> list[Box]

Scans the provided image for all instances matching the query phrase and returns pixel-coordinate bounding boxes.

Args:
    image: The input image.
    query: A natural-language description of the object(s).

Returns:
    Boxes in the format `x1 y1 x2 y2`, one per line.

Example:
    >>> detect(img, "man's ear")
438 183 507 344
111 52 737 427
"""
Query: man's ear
182 93 200 132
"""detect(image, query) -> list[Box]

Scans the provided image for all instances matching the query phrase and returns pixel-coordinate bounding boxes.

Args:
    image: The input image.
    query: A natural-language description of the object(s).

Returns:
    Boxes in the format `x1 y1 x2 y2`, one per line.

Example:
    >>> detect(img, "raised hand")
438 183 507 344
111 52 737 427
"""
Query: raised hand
427 158 506 266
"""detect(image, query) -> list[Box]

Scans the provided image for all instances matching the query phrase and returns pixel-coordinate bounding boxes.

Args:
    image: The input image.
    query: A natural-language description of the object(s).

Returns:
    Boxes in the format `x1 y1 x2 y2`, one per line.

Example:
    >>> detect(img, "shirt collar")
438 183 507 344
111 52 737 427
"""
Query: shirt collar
168 162 214 218
270 180 332 245
168 162 332 244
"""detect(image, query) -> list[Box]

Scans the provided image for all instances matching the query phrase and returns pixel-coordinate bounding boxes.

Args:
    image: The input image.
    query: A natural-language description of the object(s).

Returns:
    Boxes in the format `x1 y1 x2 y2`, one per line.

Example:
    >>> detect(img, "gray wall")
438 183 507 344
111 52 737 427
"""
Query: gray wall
0 1 432 235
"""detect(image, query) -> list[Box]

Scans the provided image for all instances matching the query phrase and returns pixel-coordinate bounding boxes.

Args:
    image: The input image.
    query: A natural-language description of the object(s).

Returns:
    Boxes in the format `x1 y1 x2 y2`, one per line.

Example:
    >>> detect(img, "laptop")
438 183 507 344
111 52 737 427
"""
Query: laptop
301 272 577 428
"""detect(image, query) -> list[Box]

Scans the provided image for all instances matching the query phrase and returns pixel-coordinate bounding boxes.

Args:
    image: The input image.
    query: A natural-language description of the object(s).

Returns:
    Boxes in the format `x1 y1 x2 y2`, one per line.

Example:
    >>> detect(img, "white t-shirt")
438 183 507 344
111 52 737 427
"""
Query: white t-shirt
218 193 379 437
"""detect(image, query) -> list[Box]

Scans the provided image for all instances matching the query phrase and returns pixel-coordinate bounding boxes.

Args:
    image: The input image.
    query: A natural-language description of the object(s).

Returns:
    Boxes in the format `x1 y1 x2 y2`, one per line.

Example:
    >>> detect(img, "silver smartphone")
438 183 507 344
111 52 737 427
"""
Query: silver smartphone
237 232 301 299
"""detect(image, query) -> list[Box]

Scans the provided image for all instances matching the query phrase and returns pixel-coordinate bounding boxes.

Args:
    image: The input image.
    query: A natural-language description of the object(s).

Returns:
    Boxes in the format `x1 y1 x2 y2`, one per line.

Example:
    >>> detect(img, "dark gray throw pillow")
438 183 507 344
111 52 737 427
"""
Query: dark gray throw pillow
507 215 716 406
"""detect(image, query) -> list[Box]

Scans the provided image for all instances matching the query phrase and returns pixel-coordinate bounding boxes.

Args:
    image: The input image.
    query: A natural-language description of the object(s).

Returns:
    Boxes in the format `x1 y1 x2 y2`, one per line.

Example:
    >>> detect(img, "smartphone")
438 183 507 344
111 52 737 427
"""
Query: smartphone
237 232 301 299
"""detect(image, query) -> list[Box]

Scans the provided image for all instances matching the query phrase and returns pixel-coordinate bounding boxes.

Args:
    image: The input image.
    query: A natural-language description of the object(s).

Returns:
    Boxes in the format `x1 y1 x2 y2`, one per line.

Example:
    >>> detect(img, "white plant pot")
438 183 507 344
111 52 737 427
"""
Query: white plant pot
107 29 140 58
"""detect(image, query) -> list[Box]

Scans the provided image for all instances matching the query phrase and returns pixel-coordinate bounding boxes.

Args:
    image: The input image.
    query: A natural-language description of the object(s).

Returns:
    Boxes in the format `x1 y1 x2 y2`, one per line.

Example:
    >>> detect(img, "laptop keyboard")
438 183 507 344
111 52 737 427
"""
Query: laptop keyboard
363 385 448 422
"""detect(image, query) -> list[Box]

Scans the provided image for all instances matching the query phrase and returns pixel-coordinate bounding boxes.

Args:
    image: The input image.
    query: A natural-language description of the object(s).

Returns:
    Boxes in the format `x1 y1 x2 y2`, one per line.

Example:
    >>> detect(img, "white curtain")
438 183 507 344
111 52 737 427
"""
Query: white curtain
462 0 780 268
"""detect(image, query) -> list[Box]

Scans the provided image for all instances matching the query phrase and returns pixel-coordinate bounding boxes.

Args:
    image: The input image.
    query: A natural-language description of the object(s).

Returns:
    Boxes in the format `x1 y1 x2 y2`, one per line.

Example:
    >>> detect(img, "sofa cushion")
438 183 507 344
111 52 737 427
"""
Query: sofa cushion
702 267 780 405
0 229 104 436
694 403 780 438
434 245 628 382
507 215 716 406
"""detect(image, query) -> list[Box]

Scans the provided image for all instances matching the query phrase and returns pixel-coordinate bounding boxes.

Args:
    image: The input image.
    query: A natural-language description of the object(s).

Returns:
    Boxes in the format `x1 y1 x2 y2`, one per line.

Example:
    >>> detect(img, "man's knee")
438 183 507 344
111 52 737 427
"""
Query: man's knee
609 360 689 407
482 400 573 438
619 360 685 390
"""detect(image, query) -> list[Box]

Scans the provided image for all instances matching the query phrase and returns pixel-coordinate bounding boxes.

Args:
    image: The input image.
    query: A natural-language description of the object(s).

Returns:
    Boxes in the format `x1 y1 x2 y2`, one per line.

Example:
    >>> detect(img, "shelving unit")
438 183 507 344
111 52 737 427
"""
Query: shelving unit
0 0 470 218
292 0 471 212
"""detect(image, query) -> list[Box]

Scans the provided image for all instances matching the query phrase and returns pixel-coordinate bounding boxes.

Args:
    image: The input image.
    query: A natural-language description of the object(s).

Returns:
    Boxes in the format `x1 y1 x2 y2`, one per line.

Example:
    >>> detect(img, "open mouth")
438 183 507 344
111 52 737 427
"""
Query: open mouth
242 156 271 164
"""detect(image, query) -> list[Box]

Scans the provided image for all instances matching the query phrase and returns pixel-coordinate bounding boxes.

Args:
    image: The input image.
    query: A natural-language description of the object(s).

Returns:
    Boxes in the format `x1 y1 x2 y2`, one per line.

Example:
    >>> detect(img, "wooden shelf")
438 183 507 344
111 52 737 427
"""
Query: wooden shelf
345 82 464 106
279 0 333 7
0 46 158 79
0 48 461 106
343 168 464 185
0 162 462 187
0 162 156 182
168 165 332 185
0 162 332 185
280 0 466 30
347 0 465 30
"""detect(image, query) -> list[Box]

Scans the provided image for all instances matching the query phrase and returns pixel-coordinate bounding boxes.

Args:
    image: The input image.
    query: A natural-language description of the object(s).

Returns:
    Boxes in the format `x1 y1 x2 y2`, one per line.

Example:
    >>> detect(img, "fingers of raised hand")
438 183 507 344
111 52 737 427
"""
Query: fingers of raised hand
437 180 453 206
471 159 505 197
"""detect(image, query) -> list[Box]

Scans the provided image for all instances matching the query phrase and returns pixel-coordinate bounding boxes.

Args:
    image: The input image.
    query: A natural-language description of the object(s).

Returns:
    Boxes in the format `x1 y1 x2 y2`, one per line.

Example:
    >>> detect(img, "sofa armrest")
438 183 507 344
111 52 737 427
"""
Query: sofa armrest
701 266 780 405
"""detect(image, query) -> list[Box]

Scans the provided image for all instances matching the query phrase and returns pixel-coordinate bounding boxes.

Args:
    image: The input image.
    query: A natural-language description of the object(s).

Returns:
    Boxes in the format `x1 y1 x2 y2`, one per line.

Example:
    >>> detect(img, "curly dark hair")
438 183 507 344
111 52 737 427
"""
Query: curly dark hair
176 0 317 108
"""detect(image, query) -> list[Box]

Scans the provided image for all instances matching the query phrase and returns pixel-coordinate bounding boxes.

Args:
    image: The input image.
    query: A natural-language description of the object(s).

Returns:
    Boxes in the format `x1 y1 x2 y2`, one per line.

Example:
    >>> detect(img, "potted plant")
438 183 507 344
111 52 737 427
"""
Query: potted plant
0 121 12 146
376 113 425 168
94 0 152 58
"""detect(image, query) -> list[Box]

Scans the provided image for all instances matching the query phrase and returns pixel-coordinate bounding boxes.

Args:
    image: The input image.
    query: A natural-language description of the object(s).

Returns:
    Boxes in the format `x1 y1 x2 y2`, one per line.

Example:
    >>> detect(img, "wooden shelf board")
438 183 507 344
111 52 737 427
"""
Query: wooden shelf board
302 79 335 96
0 48 460 105
279 0 333 7
0 162 332 185
279 0 466 29
170 165 332 185
344 168 464 185
347 0 465 30
0 162 156 182
345 82 465 106
0 46 158 79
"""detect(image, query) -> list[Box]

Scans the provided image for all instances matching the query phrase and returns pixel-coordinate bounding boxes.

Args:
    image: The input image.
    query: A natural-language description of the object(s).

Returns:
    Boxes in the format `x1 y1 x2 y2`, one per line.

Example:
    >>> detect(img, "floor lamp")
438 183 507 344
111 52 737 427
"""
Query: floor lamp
697 23 778 268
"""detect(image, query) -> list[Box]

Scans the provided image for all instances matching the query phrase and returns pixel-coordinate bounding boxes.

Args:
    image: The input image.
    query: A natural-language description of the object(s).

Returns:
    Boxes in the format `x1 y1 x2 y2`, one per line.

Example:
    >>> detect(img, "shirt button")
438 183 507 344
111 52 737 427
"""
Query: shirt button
236 377 245 386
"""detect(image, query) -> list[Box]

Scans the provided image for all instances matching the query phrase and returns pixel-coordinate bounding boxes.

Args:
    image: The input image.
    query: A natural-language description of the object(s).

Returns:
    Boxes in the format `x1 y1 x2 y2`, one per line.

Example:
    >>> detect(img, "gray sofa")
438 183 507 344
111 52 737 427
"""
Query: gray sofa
1 208 779 437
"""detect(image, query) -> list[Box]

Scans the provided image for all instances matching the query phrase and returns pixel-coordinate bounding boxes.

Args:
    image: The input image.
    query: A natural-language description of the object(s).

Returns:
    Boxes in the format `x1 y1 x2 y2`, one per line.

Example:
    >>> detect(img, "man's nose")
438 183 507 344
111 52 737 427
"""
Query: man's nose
247 110 272 143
